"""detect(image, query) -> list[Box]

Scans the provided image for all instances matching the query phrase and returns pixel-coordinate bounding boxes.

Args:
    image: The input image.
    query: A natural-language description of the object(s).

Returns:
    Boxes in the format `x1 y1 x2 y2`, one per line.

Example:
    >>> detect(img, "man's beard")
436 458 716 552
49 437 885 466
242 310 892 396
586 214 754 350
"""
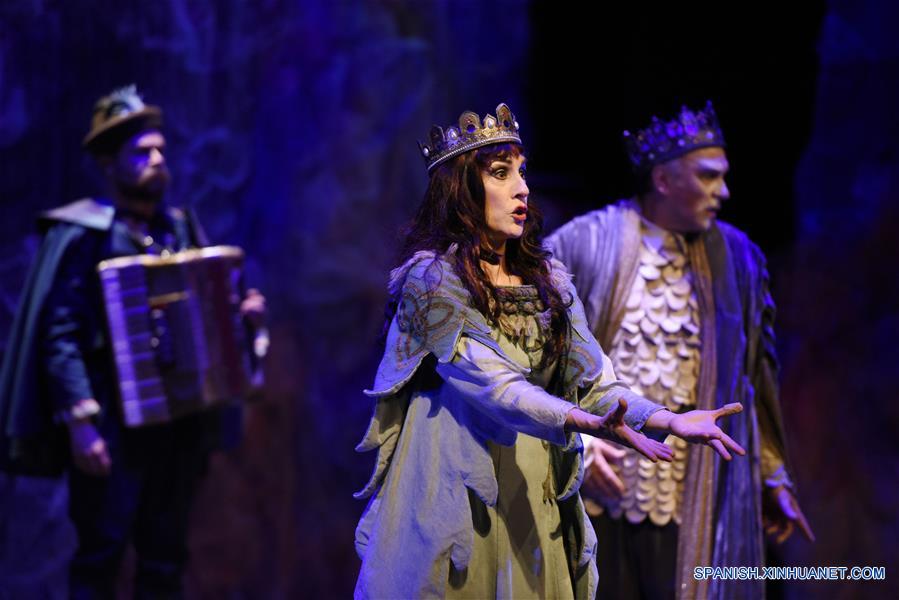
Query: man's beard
115 173 168 204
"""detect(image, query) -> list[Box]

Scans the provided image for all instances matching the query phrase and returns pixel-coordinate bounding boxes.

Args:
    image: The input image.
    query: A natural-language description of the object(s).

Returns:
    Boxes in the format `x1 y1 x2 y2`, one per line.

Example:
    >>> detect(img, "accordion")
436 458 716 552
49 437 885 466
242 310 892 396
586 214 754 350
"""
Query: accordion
97 246 253 427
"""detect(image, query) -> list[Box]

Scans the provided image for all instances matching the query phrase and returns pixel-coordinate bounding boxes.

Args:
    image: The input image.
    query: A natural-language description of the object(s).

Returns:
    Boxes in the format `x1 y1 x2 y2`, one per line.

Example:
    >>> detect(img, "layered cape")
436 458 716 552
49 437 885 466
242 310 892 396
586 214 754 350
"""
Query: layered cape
354 250 662 599
547 200 794 600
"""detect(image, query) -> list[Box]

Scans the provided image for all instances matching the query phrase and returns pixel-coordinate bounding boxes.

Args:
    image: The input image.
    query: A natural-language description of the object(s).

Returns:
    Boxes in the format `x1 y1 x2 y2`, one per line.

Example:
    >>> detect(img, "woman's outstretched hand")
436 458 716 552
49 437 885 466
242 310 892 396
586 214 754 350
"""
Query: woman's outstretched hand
650 402 747 460
565 399 674 463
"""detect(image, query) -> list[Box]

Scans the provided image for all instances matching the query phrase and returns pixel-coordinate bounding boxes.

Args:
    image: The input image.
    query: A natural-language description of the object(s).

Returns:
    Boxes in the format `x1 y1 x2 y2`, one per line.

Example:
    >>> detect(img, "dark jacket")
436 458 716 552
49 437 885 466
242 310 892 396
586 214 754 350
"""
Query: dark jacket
0 198 216 475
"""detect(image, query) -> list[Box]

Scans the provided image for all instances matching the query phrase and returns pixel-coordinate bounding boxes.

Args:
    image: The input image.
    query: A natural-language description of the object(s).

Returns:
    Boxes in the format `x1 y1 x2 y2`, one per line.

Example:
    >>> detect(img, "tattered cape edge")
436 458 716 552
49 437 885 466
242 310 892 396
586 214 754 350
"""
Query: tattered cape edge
352 319 527 501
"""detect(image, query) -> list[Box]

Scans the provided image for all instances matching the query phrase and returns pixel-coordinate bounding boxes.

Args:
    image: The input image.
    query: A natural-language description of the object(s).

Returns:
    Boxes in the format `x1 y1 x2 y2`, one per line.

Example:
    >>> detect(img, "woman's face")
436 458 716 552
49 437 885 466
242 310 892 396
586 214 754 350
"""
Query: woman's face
481 152 529 246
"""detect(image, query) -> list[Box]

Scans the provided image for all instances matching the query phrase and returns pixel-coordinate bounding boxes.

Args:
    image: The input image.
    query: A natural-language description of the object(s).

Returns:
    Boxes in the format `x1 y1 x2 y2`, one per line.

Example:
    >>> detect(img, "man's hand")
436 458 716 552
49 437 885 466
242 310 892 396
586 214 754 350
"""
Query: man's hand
582 438 627 501
764 485 815 543
566 400 674 463
661 403 747 460
240 288 267 329
67 419 111 476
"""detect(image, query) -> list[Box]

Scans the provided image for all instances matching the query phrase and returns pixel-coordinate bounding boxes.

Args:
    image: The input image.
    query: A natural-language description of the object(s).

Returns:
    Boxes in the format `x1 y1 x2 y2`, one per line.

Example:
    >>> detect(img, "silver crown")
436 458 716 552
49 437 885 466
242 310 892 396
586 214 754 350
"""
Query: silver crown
623 101 725 171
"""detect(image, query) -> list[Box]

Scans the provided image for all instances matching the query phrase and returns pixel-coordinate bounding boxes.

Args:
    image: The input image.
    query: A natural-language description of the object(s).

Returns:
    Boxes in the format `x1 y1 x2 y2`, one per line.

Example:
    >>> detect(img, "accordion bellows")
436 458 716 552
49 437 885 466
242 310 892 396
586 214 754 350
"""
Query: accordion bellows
97 246 251 427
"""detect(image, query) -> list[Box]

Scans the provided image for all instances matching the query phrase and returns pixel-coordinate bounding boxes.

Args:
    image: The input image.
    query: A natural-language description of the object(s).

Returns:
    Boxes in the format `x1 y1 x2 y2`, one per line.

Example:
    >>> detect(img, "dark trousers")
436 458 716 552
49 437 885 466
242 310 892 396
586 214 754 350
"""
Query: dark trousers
68 416 209 600
593 512 678 600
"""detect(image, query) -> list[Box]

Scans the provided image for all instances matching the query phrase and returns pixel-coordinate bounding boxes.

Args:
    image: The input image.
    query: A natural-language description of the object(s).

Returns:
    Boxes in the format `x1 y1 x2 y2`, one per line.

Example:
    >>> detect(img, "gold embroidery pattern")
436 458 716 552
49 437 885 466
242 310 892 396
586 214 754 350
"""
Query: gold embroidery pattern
395 279 457 362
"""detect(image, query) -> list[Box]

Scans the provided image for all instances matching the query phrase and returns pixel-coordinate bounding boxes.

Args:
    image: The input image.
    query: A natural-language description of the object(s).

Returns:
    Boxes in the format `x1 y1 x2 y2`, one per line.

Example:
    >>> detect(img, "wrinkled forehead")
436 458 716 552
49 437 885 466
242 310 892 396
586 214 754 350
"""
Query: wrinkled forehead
683 146 728 172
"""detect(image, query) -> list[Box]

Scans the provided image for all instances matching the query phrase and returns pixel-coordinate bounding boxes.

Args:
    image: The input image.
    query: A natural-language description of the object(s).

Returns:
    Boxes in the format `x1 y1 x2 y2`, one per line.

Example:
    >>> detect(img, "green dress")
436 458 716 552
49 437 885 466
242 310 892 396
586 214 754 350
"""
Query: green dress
354 253 665 599
446 285 573 598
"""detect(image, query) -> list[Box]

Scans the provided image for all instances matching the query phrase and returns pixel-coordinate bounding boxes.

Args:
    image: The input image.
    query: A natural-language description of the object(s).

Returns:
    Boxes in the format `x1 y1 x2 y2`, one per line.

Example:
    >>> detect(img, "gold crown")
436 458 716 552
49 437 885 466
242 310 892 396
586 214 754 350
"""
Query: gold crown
418 103 521 173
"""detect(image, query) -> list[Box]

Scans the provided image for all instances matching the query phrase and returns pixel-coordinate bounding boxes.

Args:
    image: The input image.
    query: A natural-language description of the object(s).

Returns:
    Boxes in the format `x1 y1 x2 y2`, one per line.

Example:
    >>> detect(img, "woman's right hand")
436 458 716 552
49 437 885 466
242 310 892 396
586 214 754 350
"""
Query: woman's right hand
565 399 674 463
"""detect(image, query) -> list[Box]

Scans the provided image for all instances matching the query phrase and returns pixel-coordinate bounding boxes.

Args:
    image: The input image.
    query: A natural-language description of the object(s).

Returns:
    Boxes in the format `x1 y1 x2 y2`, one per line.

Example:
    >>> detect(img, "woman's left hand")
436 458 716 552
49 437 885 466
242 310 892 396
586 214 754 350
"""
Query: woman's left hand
667 403 747 460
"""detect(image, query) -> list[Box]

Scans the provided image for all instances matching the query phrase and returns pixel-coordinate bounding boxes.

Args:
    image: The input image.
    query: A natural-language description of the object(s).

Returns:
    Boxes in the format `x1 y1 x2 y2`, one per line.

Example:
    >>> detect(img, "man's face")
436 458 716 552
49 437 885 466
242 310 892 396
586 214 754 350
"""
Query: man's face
654 146 730 233
109 129 170 203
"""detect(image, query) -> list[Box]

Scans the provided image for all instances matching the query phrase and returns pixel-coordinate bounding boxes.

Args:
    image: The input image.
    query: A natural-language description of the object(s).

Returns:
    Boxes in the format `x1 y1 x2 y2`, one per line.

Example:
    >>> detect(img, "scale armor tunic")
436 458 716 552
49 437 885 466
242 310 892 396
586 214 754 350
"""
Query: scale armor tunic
592 219 700 527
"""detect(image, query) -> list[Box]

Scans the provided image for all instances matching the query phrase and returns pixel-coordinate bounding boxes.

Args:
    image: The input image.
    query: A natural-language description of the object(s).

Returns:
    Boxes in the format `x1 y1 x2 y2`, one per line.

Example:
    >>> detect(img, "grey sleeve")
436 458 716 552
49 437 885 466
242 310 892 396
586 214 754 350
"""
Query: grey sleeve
435 336 574 445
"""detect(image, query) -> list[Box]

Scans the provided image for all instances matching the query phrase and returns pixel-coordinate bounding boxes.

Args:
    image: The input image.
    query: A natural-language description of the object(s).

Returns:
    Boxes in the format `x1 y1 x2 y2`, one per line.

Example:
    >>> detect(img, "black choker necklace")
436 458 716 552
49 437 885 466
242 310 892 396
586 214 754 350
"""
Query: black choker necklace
481 249 504 265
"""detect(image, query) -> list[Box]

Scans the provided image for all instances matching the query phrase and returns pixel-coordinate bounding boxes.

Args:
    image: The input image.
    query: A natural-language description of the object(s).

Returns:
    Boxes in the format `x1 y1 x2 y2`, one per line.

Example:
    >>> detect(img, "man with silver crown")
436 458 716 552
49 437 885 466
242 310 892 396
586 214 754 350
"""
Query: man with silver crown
547 101 813 599
0 85 266 598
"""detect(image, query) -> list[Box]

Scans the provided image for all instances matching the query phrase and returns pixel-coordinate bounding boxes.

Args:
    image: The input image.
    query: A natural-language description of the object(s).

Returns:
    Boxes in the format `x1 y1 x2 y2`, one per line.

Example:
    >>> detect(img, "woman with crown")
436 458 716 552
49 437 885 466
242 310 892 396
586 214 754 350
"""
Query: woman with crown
352 103 745 598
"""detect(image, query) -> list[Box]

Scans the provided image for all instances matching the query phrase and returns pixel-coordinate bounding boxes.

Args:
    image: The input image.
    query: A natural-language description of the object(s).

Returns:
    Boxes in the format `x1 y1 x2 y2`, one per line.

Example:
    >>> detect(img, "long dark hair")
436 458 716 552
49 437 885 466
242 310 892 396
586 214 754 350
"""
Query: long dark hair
386 143 571 367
